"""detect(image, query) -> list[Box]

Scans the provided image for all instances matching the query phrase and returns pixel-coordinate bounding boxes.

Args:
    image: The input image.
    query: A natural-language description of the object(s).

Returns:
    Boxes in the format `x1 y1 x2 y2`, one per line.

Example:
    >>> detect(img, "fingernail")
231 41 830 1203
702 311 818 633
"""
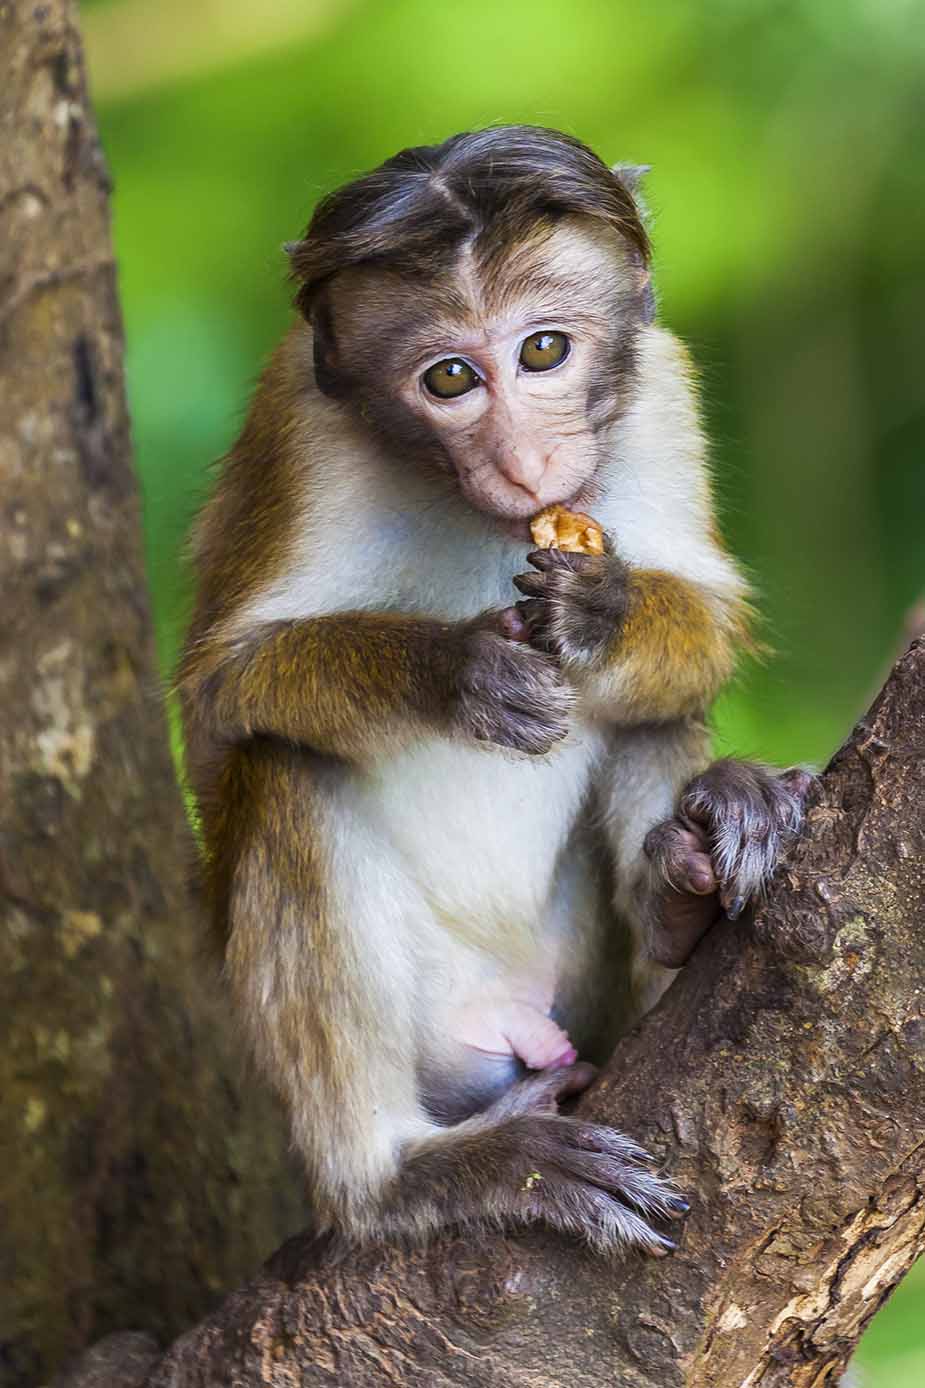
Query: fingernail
668 1197 691 1215
726 896 745 921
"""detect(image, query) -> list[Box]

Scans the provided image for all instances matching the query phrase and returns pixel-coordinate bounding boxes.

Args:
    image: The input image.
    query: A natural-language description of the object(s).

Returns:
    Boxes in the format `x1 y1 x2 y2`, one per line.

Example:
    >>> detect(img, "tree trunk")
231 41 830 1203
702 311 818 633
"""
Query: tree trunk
0 4 303 1384
78 636 924 1388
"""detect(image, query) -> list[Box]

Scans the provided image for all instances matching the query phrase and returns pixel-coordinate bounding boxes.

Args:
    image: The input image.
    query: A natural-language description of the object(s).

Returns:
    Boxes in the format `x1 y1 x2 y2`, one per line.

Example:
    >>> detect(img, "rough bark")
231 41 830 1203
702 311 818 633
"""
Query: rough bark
71 636 922 1388
0 4 303 1384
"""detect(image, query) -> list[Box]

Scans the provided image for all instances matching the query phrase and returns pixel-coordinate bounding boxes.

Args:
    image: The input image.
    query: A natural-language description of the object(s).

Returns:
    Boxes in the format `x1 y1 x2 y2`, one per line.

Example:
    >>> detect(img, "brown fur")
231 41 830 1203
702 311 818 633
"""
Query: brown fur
617 570 746 719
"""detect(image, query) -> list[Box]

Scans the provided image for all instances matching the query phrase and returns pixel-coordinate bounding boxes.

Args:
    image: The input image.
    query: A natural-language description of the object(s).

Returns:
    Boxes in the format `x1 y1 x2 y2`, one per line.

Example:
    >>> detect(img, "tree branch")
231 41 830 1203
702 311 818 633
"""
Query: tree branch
74 638 924 1388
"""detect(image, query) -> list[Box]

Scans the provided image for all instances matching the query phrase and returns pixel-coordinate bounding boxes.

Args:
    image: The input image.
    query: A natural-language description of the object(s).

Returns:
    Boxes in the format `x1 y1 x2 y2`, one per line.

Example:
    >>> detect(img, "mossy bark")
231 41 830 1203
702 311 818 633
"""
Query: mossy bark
0 4 302 1383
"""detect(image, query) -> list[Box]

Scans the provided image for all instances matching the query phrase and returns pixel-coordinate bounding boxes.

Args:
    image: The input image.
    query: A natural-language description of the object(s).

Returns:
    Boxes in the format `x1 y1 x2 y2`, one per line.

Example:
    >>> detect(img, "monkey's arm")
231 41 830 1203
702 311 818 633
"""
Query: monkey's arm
513 547 748 723
179 610 573 762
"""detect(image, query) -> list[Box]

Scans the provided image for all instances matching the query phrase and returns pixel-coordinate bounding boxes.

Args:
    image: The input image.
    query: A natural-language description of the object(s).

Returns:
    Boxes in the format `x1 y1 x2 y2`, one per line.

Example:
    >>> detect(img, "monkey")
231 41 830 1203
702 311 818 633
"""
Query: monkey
178 126 808 1255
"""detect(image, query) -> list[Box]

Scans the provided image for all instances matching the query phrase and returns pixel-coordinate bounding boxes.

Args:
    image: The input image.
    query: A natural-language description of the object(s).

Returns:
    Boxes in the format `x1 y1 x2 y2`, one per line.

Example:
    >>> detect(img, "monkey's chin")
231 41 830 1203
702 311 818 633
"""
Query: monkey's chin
499 517 534 542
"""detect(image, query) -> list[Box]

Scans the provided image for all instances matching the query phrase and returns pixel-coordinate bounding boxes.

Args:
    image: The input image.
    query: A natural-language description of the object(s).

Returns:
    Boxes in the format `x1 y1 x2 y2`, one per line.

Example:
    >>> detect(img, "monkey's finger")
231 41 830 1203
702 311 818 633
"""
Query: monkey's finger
561 1152 687 1223
779 767 818 803
512 572 549 598
719 887 747 920
644 822 715 894
561 1120 654 1167
677 849 717 896
526 547 590 574
648 891 722 967
514 598 548 631
501 1062 598 1116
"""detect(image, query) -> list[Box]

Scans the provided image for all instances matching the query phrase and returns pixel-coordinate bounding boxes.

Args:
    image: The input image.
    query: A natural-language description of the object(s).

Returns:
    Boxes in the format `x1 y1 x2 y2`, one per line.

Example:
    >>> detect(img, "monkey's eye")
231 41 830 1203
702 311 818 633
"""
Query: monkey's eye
422 358 481 399
519 331 570 373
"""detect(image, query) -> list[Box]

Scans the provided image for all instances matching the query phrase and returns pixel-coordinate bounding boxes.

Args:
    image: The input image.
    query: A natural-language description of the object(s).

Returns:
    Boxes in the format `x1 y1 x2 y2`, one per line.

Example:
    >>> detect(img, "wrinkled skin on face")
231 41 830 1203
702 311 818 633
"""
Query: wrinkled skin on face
318 217 648 532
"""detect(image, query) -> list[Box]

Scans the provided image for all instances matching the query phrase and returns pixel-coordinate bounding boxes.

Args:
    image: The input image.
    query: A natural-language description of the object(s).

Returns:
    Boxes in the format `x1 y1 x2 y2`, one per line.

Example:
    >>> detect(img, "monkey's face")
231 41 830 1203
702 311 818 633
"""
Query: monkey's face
317 218 648 533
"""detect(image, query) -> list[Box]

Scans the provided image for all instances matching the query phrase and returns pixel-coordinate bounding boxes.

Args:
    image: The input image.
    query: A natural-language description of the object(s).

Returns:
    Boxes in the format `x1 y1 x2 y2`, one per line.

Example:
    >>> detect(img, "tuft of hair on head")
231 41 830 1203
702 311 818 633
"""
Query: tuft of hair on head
611 163 652 194
286 126 651 320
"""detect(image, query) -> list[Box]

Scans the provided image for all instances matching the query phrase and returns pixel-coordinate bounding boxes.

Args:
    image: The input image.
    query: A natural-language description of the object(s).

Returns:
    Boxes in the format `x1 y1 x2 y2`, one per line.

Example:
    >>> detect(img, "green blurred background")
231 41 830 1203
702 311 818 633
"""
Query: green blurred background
83 0 924 1377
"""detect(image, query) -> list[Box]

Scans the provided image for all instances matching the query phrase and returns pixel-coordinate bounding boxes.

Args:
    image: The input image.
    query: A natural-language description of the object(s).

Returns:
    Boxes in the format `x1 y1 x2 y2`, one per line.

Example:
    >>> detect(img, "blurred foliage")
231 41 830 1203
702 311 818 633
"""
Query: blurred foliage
85 0 923 1374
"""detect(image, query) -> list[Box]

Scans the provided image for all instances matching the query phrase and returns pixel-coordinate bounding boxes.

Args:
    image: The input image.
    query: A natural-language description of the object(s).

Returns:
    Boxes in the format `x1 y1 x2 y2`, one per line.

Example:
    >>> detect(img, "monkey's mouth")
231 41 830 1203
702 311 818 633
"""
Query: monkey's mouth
497 485 596 543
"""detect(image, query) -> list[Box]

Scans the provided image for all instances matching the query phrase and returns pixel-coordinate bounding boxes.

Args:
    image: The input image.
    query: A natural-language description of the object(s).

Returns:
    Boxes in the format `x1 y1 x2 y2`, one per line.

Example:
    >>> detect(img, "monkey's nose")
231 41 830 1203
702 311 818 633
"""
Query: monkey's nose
497 451 547 495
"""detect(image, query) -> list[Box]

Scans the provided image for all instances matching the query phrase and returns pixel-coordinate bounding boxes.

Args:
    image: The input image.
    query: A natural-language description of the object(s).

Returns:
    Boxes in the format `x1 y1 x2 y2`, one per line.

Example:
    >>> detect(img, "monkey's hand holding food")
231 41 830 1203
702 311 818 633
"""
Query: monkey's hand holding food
515 507 629 667
451 611 577 756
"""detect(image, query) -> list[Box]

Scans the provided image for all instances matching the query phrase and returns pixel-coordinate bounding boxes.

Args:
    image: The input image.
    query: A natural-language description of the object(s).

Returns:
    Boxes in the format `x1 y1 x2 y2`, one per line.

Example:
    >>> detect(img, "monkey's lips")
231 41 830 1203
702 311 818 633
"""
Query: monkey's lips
497 487 596 543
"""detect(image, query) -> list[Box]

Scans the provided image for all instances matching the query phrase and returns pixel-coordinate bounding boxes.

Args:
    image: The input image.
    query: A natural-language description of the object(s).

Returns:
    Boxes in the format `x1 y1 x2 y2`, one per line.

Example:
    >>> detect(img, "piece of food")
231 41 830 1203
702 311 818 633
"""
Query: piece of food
529 504 605 556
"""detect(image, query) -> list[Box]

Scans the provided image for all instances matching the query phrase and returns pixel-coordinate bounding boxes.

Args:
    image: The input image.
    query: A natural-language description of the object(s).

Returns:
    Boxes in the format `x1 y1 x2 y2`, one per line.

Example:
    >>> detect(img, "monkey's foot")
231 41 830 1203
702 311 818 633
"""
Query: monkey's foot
489 1065 688 1256
643 761 814 967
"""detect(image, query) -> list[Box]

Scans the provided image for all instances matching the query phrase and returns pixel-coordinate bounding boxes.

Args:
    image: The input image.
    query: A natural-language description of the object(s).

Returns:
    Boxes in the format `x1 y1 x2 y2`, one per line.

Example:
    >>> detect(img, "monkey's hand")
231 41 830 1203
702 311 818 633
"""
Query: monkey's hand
642 761 815 967
451 613 576 755
512 545 628 668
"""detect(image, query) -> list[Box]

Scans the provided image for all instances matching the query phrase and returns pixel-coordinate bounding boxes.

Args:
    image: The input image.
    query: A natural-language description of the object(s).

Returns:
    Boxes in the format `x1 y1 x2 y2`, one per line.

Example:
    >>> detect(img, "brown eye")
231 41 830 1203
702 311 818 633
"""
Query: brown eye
520 331 570 373
423 358 481 399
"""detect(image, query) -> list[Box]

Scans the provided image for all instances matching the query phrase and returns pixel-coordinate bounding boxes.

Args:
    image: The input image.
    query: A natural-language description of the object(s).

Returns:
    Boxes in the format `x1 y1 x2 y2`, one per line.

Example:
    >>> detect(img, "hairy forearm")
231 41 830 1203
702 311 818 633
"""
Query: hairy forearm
514 548 748 725
181 612 461 760
180 605 574 764
587 567 745 722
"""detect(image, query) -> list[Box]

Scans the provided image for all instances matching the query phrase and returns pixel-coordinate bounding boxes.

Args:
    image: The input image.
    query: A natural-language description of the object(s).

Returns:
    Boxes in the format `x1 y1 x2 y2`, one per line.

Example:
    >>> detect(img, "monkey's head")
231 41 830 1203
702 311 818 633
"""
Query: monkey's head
288 127 652 532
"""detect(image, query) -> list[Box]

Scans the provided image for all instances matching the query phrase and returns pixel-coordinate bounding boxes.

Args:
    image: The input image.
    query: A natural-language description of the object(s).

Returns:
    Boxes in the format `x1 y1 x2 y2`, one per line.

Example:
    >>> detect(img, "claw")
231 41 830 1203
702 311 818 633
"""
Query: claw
651 1235 679 1257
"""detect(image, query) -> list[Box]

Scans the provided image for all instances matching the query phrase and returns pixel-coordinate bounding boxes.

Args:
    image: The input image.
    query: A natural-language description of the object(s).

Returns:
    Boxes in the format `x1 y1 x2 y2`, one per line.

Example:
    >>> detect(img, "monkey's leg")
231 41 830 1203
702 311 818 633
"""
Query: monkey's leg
601 721 714 1003
385 1063 688 1256
222 745 683 1255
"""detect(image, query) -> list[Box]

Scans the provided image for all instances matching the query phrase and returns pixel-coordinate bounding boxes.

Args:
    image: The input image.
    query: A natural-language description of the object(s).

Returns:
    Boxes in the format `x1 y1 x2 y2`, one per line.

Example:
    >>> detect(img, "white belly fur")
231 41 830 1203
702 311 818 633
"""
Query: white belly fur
334 722 606 1068
349 721 604 950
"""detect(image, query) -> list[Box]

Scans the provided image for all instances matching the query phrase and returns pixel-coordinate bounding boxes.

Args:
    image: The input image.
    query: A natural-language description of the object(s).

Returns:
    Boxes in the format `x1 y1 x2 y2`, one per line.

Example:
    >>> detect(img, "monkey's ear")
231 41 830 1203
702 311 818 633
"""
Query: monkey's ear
307 290 349 399
611 164 656 323
611 163 652 195
285 241 349 398
284 239 313 319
